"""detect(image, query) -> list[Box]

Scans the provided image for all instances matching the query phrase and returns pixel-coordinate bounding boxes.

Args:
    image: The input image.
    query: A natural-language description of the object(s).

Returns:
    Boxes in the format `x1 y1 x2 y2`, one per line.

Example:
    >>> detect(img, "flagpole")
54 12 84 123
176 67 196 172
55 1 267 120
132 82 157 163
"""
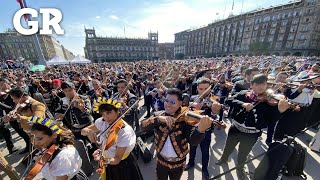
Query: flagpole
18 0 46 65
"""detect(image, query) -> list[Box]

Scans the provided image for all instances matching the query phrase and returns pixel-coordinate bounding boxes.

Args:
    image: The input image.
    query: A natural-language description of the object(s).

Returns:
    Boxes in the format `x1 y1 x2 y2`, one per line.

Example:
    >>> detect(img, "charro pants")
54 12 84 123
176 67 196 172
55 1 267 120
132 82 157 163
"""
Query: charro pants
156 162 184 180
9 120 30 148
220 125 260 168
0 125 14 150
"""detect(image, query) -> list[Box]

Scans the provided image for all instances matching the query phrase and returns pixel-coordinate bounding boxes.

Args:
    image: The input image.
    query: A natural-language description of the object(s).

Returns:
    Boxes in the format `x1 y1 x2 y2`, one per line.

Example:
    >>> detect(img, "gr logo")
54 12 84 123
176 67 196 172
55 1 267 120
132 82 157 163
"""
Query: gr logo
13 8 64 35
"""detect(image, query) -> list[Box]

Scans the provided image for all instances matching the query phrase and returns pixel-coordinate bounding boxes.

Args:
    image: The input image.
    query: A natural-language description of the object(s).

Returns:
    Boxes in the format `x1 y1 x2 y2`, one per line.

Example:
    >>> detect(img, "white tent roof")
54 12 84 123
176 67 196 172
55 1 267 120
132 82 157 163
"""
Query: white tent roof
71 55 91 64
46 55 69 65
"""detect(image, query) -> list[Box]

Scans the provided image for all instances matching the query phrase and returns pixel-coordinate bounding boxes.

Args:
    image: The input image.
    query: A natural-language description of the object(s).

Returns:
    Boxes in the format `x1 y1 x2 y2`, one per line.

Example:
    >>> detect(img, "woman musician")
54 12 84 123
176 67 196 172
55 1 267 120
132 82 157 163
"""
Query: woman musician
81 97 143 180
21 116 88 180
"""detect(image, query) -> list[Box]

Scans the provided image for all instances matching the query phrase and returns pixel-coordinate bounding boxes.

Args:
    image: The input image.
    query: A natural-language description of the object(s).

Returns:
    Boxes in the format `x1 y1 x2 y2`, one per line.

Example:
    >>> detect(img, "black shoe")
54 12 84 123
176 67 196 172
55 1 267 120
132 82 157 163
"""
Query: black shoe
8 146 19 154
215 158 227 165
236 168 246 180
184 163 194 171
19 147 29 154
202 169 210 179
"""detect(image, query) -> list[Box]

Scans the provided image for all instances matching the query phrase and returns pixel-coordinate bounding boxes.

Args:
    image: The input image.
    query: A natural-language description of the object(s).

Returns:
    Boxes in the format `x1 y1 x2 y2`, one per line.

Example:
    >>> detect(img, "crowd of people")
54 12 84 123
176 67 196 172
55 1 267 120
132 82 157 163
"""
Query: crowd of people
0 55 319 180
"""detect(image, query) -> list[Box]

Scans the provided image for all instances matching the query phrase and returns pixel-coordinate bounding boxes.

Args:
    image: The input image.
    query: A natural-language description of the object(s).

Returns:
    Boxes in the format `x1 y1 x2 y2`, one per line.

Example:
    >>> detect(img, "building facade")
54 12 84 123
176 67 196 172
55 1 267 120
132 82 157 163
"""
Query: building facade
174 0 320 58
84 28 159 62
174 30 189 58
0 29 74 63
159 43 174 60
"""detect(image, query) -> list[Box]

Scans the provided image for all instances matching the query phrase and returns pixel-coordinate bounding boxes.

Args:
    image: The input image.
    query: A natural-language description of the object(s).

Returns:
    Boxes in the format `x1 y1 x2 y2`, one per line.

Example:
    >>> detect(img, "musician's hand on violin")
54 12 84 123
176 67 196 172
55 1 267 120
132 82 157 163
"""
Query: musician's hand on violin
242 103 254 112
197 115 211 133
278 99 290 113
193 102 202 110
92 149 102 161
158 116 174 128
54 113 64 121
86 129 98 143
211 101 221 113
2 114 11 123
297 84 305 92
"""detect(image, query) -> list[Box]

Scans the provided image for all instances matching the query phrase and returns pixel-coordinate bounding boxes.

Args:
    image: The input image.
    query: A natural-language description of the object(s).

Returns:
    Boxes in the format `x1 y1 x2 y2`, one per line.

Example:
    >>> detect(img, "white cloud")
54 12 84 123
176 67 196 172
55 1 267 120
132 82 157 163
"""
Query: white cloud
61 0 289 55
96 16 101 19
109 15 119 20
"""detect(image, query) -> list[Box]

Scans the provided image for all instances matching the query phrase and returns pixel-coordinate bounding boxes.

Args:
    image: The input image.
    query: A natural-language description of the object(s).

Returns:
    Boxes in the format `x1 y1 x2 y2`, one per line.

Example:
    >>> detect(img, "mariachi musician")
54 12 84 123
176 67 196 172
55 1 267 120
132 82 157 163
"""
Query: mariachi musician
184 78 221 179
112 79 138 130
44 79 65 114
87 79 109 120
20 116 88 180
2 87 46 154
216 74 290 179
141 88 212 180
81 97 143 180
55 81 93 140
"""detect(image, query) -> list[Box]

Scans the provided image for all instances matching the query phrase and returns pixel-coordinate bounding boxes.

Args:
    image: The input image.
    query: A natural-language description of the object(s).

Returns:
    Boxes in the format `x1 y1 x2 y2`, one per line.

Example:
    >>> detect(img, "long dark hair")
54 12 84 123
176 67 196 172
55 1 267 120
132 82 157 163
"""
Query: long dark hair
31 123 75 147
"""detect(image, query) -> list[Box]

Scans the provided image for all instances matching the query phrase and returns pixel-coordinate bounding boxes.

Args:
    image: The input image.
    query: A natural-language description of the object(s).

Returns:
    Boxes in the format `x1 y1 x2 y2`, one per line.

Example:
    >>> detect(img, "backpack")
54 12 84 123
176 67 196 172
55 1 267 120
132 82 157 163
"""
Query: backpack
284 140 307 179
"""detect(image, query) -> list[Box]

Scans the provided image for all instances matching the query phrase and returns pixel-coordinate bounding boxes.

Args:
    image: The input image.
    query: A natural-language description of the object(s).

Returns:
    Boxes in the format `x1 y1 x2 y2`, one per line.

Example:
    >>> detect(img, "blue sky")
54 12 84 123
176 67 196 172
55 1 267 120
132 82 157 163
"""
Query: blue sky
1 0 290 56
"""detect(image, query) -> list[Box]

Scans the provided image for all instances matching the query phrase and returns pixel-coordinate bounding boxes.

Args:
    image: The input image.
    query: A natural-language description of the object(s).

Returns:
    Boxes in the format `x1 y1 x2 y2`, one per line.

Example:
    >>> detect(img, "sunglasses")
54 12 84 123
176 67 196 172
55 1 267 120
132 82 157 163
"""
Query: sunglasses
163 98 176 104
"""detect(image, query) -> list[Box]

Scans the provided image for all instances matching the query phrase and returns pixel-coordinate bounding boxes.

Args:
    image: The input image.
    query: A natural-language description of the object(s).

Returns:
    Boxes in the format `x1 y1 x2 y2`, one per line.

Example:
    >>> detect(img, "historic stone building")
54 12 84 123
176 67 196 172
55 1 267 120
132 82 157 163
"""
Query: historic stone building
84 28 159 62
159 43 174 60
0 29 74 63
174 0 320 58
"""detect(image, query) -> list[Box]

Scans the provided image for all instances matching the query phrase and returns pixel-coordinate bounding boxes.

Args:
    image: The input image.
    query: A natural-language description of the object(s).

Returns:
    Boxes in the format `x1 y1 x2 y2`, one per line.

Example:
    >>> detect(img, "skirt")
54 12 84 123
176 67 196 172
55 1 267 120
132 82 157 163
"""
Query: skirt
104 153 143 180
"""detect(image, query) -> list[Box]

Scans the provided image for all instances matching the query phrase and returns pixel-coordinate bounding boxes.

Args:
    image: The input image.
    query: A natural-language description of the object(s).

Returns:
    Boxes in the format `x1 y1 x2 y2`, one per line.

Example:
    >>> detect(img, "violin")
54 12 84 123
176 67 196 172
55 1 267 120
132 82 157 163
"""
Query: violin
71 95 85 107
174 107 227 128
95 97 142 175
96 120 125 174
22 144 59 180
256 90 300 112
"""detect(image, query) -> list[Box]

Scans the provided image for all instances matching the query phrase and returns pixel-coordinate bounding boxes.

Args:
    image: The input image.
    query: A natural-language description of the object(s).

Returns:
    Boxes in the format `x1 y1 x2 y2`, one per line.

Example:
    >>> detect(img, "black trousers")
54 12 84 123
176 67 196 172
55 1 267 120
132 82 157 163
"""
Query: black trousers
189 130 211 171
220 125 260 168
156 162 184 180
0 125 14 150
9 120 30 148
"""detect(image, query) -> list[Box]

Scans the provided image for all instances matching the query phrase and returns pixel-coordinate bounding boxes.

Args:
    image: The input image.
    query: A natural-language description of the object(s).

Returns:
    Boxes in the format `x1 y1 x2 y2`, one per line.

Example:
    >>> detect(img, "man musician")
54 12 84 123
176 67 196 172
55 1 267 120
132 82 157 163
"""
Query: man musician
141 88 212 180
216 74 290 179
55 81 93 140
2 87 46 154
184 78 221 179
113 79 139 130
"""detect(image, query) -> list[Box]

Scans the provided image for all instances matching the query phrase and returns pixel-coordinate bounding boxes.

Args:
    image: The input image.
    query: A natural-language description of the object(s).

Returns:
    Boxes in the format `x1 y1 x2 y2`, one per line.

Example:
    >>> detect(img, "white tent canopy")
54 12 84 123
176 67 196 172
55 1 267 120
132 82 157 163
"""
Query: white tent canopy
46 55 69 65
71 55 91 64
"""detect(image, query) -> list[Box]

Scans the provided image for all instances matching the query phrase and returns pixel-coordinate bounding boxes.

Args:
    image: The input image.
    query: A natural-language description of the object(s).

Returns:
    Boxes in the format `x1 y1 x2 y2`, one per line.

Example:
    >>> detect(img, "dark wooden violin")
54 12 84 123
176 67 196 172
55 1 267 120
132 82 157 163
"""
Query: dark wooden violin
22 144 59 180
256 90 300 112
173 107 227 128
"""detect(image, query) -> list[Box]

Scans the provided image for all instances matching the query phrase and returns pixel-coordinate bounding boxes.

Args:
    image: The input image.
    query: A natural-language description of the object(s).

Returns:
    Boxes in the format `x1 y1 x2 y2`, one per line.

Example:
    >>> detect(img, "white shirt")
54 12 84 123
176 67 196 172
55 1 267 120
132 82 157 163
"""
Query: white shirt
41 146 82 180
95 117 136 158
160 137 178 158
291 88 314 106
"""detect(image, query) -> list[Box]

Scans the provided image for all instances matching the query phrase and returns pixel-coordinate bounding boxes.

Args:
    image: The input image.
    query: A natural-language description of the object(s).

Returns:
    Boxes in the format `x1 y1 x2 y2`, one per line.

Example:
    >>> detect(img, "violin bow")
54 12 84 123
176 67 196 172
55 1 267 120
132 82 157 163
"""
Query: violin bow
96 96 144 170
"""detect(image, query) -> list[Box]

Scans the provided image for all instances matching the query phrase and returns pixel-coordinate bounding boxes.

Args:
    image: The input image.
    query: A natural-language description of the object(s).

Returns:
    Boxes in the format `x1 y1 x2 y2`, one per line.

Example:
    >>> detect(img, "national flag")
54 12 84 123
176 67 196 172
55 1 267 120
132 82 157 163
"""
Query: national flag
16 0 31 21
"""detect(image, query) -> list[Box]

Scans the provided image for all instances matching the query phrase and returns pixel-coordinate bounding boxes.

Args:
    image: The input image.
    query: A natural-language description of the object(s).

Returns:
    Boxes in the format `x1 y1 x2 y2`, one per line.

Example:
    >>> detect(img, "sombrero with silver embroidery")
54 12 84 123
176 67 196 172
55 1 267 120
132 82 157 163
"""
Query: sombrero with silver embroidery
93 96 122 113
27 116 62 134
